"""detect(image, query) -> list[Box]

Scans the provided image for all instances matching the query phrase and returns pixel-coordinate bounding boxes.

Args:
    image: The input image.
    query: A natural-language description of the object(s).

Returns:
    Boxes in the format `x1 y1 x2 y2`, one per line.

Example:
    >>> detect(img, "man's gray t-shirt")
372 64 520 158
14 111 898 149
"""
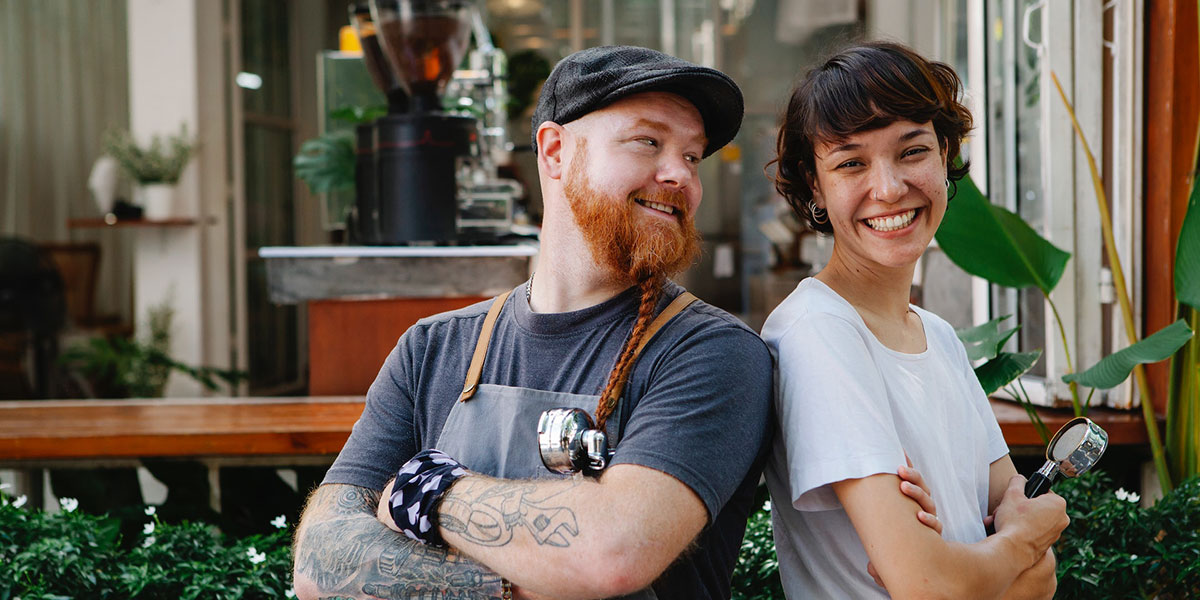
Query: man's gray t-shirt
324 280 773 599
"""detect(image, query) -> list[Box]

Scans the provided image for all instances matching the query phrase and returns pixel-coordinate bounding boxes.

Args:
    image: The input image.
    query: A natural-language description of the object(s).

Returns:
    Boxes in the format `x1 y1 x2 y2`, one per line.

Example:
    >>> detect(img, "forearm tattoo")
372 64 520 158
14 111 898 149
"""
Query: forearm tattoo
293 484 505 599
439 477 582 548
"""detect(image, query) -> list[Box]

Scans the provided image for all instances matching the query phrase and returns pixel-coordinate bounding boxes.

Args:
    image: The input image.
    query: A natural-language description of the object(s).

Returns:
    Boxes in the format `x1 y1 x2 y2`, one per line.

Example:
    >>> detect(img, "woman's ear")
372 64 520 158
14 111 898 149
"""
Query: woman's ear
807 172 824 208
537 122 567 180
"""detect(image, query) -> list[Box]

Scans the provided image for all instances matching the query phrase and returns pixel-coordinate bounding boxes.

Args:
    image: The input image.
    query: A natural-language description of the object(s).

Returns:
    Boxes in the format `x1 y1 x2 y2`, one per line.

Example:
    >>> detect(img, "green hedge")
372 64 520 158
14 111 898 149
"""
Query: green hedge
0 494 292 599
3 473 1198 599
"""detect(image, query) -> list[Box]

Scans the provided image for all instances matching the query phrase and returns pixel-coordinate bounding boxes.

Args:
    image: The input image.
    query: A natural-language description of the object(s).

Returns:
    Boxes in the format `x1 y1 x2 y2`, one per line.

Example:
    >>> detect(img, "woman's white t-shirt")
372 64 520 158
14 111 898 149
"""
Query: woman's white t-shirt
762 278 1010 599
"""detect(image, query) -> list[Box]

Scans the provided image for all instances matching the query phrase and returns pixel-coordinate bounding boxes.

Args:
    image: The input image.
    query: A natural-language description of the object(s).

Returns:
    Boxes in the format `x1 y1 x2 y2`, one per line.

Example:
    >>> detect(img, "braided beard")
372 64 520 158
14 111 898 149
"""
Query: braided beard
563 142 701 283
562 141 701 428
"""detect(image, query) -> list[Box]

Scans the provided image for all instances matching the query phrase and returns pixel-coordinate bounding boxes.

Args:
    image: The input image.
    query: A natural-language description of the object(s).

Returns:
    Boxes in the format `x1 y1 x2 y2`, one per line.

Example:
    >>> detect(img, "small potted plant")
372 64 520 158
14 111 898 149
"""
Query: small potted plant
103 126 194 220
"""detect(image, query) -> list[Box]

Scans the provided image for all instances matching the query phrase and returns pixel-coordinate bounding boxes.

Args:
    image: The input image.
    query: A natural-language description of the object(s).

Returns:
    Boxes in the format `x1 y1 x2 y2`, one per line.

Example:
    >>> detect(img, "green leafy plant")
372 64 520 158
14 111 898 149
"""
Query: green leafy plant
1163 2 1200 491
0 488 294 599
954 316 1048 442
1054 471 1200 599
730 487 785 600
103 126 194 184
60 300 242 398
936 83 1198 492
293 130 355 195
293 106 383 196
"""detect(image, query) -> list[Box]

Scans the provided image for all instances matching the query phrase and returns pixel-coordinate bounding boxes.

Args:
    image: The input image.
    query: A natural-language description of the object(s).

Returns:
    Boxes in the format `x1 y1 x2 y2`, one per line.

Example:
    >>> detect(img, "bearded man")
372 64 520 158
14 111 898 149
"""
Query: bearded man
292 46 773 600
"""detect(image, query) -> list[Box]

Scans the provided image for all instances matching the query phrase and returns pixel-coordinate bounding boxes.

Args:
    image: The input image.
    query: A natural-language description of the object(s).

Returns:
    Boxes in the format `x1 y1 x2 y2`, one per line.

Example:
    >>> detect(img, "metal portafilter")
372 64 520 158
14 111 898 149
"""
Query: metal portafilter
538 408 613 477
1025 416 1109 498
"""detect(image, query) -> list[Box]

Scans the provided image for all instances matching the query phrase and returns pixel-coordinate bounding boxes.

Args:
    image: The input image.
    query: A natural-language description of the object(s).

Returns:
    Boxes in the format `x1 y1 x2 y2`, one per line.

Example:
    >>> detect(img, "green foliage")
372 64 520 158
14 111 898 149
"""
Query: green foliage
1176 171 1200 312
329 105 387 125
957 316 1019 362
507 50 551 119
103 126 194 184
1054 471 1200 599
60 301 242 398
954 315 1042 398
1064 319 1194 389
935 174 1071 295
1167 151 1200 485
974 350 1043 397
730 488 785 600
0 491 294 599
293 130 355 195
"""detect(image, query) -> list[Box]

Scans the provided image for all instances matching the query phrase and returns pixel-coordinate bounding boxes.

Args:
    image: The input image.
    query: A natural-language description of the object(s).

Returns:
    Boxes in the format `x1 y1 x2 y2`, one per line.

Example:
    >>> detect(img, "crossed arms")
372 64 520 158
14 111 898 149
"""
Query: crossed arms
292 463 708 599
836 455 1067 600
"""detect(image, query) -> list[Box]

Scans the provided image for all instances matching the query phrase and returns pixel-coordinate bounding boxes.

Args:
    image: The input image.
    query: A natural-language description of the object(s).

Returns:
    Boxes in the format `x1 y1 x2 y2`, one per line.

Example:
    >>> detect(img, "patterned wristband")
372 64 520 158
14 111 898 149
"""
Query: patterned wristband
388 448 469 545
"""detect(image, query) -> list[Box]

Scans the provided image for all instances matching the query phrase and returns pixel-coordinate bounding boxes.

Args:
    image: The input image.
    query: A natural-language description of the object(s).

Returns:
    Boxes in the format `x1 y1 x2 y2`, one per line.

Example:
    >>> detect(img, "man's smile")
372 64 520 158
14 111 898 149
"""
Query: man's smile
634 198 680 216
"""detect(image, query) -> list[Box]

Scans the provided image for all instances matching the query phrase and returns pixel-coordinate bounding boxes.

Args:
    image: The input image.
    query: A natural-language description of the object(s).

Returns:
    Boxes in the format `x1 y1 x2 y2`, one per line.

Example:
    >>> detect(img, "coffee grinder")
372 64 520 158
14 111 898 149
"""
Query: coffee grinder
365 0 476 244
347 3 406 244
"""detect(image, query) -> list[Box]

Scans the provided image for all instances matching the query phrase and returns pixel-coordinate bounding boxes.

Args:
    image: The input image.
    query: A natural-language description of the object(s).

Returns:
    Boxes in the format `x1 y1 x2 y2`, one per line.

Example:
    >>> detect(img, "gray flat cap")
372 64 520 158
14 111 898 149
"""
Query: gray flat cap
531 45 744 158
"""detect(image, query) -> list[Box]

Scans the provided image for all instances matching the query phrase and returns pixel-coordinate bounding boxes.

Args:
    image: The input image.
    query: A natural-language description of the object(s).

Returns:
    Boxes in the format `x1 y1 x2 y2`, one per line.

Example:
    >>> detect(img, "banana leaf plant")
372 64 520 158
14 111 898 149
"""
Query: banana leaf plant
938 73 1198 495
955 316 1048 443
1165 105 1200 487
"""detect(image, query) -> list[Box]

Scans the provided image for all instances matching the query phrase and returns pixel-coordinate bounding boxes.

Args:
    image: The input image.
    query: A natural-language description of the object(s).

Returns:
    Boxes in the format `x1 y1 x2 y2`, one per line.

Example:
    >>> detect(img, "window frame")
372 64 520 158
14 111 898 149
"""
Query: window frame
963 0 1144 408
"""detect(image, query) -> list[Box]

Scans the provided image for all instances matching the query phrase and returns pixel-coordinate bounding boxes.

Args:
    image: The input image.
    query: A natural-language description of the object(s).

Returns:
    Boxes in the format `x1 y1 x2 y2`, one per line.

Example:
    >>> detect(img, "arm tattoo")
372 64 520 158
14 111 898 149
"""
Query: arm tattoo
439 477 582 548
294 484 505 599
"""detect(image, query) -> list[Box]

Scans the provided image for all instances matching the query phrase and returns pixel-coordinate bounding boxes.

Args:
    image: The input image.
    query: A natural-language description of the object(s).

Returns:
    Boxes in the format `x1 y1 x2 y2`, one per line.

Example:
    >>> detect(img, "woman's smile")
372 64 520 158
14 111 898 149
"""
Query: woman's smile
862 207 922 233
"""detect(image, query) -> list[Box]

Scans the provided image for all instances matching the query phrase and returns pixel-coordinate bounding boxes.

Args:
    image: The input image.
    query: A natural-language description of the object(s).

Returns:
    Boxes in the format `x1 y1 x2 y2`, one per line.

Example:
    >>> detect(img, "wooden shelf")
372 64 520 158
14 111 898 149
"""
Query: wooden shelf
68 217 203 228
991 398 1153 447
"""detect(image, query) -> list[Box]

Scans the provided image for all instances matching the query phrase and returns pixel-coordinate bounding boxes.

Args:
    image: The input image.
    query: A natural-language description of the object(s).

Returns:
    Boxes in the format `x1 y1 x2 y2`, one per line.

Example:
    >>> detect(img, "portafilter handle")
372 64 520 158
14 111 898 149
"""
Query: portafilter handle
538 408 612 477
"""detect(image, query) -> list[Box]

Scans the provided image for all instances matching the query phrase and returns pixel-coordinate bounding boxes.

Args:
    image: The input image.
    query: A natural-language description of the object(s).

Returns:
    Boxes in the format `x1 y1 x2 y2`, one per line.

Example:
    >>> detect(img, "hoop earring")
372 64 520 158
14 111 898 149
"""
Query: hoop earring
947 178 958 201
810 201 829 225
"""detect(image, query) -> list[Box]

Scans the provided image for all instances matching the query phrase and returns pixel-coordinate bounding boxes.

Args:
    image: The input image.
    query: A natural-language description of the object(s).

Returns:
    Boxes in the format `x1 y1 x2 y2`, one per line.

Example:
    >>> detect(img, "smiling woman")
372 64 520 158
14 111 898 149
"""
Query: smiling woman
761 42 1070 600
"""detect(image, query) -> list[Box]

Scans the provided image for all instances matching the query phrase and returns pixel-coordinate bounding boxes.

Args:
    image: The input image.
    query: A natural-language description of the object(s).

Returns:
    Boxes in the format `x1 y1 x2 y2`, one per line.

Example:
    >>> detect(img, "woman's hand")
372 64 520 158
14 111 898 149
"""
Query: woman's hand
899 456 942 536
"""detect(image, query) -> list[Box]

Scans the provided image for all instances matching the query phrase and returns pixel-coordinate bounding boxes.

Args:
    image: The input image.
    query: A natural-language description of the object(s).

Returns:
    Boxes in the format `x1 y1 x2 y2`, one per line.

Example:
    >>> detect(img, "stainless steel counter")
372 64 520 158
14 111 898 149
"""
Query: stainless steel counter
259 244 537 303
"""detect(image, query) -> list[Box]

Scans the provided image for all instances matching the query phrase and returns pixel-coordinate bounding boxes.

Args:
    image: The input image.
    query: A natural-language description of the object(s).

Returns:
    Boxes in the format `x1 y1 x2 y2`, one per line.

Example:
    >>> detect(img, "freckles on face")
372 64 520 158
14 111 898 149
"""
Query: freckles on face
811 120 949 265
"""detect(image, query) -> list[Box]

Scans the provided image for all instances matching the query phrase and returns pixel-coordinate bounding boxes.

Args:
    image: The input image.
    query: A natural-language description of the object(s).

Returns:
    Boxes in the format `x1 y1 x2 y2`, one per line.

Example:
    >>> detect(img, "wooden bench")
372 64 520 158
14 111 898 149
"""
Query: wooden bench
0 397 365 465
0 397 1152 466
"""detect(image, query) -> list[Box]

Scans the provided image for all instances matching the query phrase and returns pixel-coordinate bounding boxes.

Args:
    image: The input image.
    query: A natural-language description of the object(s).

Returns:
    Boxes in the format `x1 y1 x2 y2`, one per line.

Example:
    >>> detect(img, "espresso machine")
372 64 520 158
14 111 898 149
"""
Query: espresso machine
352 0 476 244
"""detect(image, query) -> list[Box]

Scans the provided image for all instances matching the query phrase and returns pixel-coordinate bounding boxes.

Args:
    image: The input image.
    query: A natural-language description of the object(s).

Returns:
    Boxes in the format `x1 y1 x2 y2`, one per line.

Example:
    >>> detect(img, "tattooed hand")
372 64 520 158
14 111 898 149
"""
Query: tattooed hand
292 483 507 600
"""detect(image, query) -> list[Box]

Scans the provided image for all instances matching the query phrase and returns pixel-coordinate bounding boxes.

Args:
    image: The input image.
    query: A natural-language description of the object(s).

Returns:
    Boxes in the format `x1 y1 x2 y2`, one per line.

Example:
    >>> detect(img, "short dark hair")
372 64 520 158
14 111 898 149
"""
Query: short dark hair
771 41 973 233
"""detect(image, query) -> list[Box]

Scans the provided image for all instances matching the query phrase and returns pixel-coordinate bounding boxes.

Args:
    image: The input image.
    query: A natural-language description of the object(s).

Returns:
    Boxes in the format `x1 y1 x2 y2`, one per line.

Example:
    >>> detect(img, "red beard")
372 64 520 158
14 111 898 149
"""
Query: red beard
564 143 702 282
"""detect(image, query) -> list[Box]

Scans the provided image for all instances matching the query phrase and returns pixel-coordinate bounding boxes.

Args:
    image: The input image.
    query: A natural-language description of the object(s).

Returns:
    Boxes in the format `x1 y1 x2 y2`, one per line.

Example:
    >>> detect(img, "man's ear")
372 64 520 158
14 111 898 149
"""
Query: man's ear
537 122 567 180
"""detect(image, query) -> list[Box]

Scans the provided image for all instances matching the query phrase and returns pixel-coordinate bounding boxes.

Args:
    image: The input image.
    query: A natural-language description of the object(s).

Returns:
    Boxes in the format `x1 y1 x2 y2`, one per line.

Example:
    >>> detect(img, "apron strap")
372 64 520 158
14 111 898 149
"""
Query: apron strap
459 290 512 402
603 291 698 405
458 289 697 403
631 291 698 360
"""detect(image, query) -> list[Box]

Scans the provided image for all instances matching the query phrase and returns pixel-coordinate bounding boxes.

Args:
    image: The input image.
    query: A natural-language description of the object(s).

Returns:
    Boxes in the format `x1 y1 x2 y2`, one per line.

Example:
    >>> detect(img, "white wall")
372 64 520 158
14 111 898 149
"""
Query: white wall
127 0 232 396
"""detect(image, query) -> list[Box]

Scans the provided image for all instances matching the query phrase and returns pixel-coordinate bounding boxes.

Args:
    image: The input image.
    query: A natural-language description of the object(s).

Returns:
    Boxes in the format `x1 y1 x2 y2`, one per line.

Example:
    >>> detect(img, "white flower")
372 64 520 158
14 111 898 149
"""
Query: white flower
143 522 155 535
271 514 287 529
1115 488 1129 501
247 547 267 565
1130 554 1138 561
59 497 78 512
144 506 156 516
143 535 156 548
1127 491 1140 504
12 495 27 509
285 590 296 598
763 500 772 512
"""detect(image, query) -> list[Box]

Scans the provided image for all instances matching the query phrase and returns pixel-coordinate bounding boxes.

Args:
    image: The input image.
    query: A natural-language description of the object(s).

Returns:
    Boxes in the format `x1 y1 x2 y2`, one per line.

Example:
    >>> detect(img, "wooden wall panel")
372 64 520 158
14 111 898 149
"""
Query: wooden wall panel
1145 0 1200 414
308 297 488 395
